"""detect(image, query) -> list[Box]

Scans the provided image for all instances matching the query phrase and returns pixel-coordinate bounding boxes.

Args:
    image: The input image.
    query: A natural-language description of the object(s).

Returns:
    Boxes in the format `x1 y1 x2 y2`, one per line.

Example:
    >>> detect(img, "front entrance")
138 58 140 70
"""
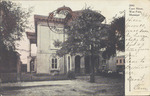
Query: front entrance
30 59 34 72
75 55 80 73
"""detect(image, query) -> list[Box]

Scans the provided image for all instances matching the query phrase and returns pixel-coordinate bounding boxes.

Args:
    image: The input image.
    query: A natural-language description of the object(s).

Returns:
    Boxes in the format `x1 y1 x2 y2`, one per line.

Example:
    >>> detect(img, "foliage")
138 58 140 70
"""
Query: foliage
0 48 19 73
53 39 62 48
55 9 107 57
0 1 31 68
53 8 125 82
0 1 32 50
112 16 125 51
67 70 75 79
103 16 125 59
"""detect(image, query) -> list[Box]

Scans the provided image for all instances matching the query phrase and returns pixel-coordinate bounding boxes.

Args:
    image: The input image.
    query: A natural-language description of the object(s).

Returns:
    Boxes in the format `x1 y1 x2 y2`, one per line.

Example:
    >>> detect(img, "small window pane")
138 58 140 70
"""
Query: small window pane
55 59 57 63
52 64 54 68
55 64 57 68
52 59 54 63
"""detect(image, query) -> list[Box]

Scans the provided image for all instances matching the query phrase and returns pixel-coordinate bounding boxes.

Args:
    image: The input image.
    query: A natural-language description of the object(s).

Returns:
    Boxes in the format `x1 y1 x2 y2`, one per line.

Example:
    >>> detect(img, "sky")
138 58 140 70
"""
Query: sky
13 0 128 63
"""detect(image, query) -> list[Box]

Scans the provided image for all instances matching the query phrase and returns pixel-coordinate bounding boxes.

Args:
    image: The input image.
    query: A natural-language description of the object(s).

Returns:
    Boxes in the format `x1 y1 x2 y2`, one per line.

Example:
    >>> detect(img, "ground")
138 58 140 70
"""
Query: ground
0 75 124 96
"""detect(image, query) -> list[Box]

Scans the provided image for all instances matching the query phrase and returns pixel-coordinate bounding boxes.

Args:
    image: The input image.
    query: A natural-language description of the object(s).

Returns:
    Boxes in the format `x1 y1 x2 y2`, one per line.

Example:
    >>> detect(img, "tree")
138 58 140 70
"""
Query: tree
111 16 125 51
55 9 108 82
0 1 32 71
103 16 125 59
0 1 32 49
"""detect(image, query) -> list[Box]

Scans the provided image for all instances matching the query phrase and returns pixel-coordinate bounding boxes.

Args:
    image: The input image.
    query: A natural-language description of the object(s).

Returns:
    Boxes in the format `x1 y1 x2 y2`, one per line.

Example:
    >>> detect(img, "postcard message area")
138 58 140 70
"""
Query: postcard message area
125 1 150 95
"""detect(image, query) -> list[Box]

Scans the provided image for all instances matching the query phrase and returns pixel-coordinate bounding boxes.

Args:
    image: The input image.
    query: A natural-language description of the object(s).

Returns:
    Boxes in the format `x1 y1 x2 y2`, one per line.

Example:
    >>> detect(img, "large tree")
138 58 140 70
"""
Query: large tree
0 1 31 72
55 9 108 82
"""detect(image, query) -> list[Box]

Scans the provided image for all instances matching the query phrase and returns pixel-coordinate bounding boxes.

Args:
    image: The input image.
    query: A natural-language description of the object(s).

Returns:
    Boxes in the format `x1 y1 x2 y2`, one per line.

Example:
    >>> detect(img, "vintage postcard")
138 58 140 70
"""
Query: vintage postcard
0 0 150 96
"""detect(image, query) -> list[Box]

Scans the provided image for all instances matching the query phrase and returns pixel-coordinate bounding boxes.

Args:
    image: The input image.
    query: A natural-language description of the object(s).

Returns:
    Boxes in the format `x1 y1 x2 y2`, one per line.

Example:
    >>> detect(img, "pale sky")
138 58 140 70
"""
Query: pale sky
13 0 128 63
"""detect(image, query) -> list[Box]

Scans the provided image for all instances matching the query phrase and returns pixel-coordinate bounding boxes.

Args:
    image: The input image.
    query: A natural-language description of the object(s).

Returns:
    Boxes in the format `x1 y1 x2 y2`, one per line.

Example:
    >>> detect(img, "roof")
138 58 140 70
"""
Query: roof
33 6 106 45
34 6 82 25
34 14 65 24
34 15 48 22
117 55 125 58
26 32 37 44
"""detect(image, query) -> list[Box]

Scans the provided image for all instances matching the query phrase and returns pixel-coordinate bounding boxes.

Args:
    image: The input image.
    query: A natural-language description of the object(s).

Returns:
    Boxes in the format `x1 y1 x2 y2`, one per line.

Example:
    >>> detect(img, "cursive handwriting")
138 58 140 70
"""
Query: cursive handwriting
126 4 150 92
134 83 148 91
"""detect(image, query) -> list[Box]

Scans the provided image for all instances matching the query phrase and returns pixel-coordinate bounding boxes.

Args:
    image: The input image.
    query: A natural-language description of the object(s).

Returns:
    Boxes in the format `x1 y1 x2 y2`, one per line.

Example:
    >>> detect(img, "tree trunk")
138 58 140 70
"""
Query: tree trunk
90 45 95 83
90 56 95 82
17 56 21 82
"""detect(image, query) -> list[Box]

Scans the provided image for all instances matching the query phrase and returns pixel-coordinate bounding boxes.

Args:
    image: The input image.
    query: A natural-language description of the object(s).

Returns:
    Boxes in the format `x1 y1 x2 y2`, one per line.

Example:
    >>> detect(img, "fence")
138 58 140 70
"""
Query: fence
0 72 68 83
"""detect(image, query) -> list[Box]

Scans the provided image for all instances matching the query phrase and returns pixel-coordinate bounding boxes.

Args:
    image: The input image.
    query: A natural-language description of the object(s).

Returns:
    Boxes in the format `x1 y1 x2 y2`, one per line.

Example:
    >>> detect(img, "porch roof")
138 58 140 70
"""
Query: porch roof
26 32 37 44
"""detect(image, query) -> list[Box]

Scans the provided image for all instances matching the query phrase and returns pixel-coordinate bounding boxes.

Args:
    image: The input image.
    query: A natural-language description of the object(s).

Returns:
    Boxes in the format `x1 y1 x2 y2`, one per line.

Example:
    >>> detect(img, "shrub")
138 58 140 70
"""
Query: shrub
67 71 75 79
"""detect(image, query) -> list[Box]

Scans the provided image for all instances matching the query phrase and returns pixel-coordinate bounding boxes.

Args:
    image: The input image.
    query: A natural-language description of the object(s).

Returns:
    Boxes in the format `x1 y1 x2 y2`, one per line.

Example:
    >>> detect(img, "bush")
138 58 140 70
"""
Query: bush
67 71 75 79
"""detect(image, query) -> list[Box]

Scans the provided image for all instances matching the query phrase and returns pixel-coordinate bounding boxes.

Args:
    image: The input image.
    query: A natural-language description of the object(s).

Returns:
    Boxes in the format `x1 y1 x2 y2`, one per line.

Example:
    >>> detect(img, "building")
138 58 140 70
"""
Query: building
116 55 125 74
26 6 117 75
26 32 37 72
99 55 117 73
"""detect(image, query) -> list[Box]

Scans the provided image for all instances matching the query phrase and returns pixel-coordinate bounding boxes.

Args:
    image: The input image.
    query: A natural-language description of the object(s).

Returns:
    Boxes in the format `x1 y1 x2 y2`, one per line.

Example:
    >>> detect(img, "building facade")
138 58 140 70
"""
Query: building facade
26 6 118 75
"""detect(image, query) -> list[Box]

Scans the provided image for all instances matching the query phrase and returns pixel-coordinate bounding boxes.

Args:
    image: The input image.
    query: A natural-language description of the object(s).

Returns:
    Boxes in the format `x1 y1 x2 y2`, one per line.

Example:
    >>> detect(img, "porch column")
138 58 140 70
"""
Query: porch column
29 40 31 57
27 40 31 72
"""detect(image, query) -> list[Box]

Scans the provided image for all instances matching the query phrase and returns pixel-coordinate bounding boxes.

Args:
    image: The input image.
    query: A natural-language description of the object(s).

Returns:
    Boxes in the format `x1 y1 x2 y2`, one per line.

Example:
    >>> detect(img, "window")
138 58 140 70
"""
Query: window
120 59 122 63
116 60 118 63
52 58 57 69
123 59 125 63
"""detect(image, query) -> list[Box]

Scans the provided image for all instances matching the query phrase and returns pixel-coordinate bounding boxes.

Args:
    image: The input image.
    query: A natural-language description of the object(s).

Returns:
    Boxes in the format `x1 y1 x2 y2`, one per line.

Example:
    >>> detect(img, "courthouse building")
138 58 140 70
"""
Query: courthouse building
26 6 117 75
